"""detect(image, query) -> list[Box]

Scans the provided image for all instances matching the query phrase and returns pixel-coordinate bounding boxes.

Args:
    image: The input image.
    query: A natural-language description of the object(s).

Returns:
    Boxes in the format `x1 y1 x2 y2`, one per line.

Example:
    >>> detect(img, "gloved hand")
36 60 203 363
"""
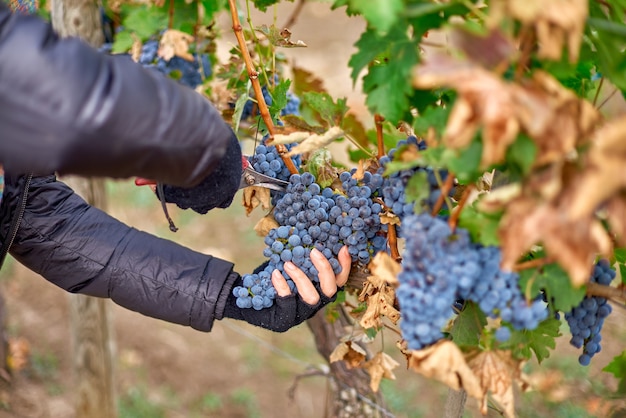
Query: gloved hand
135 131 242 214
222 247 351 332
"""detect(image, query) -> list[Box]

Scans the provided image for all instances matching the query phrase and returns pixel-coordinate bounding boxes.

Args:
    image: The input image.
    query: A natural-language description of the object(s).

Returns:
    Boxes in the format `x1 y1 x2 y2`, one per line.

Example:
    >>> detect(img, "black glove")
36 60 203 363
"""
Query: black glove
222 275 337 332
159 131 242 214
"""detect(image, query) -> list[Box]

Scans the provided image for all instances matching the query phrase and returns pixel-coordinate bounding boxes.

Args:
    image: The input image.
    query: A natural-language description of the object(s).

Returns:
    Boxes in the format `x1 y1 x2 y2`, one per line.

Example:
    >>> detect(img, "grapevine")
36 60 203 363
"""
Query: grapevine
104 0 626 416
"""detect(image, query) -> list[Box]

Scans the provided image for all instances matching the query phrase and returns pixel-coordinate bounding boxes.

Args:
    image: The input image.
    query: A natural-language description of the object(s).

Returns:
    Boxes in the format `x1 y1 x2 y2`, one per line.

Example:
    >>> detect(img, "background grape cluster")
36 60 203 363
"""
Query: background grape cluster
565 259 615 365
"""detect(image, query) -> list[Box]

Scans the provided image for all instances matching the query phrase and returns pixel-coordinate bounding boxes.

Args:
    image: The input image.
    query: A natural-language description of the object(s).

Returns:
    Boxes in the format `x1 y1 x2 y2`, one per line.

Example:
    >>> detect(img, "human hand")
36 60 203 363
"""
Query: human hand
222 246 352 332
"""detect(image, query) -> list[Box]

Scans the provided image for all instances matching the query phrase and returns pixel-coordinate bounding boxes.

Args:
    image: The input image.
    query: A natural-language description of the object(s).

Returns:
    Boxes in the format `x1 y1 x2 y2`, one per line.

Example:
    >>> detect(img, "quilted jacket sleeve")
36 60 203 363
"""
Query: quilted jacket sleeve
0 2 239 189
6 174 240 331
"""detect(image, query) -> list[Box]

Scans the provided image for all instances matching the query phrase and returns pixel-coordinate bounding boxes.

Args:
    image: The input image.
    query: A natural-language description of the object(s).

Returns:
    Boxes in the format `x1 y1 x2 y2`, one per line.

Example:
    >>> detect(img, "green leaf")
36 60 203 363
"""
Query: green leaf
111 30 135 54
449 302 487 348
413 105 450 137
603 351 626 394
267 79 291 118
301 92 348 127
348 27 388 83
506 134 537 176
506 319 560 363
403 171 430 211
122 5 168 40
441 139 482 184
457 203 501 247
620 264 626 286
361 26 419 123
252 0 293 12
232 84 251 134
614 248 626 264
349 0 402 34
305 149 335 188
519 264 586 313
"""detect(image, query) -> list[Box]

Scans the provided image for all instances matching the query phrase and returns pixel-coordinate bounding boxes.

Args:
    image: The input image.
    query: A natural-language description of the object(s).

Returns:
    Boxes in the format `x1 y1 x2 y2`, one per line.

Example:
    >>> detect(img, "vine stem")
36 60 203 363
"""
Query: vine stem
448 184 473 231
375 114 385 159
514 25 534 81
227 0 298 174
374 198 402 262
512 257 553 271
592 76 605 107
586 282 626 301
168 0 174 29
431 173 455 216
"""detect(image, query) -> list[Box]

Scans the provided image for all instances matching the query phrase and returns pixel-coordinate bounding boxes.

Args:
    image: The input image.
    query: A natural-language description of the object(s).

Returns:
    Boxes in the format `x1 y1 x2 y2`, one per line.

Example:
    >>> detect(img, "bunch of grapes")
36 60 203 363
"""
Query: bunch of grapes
250 143 301 183
565 259 615 365
98 38 211 90
377 136 455 223
241 84 301 120
397 213 549 350
233 171 388 309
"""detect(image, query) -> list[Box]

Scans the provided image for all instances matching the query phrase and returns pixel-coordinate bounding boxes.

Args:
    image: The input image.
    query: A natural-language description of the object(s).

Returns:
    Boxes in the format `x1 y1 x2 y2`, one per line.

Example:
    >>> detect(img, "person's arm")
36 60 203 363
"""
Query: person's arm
4 174 349 331
0 2 237 190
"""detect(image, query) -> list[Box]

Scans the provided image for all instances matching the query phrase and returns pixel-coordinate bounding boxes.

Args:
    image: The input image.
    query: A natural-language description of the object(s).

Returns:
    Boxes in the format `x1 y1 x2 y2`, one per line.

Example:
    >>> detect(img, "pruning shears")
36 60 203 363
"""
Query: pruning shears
239 156 289 192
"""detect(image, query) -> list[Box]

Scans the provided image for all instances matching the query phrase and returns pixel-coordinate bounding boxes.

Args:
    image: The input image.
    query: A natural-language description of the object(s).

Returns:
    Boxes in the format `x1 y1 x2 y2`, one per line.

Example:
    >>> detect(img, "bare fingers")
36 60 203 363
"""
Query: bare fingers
335 246 351 288
273 262 320 305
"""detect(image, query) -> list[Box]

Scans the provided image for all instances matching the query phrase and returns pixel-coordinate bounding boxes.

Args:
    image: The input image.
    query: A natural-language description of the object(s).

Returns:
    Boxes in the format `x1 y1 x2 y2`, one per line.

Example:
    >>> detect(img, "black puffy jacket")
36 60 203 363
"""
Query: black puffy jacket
0 2 243 331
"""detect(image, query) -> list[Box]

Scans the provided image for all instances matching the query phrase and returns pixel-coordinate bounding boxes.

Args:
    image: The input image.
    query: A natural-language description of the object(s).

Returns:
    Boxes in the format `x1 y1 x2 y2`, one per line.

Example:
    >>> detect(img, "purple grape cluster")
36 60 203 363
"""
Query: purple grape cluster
378 136 455 220
564 259 615 366
234 171 388 309
397 213 549 350
241 86 301 119
250 143 301 183
98 39 211 89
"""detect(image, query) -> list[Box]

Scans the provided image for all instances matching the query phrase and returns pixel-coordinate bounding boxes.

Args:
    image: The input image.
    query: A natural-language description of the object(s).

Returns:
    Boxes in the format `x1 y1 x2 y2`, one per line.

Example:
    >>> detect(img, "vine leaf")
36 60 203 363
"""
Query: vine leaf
400 340 485 401
158 29 195 61
358 252 401 329
467 350 523 418
498 197 612 287
242 186 271 216
254 214 278 238
488 0 588 62
329 341 367 369
413 55 599 168
506 318 561 363
566 115 626 221
255 25 307 48
603 350 626 394
449 302 488 348
363 352 400 392
519 264 585 313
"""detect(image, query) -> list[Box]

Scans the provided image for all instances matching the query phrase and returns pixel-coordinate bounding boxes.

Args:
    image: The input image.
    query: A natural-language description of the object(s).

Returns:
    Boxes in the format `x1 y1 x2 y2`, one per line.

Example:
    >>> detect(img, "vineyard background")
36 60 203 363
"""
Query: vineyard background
1 1 626 418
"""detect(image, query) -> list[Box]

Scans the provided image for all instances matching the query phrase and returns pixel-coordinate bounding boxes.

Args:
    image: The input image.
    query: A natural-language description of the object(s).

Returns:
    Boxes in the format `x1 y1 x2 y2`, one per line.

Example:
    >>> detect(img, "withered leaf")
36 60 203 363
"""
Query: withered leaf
467 350 523 418
255 24 307 48
158 29 195 62
499 196 612 286
242 186 272 216
285 127 345 156
400 340 485 401
329 341 367 369
363 352 400 392
492 0 588 62
605 195 626 247
567 115 626 220
369 252 401 287
7 337 30 372
449 25 517 69
270 131 311 146
254 214 279 237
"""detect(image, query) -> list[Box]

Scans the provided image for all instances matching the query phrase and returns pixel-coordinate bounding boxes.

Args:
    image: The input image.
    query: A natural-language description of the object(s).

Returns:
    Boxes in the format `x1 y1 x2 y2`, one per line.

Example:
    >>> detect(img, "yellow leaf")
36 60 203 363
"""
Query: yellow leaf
329 341 367 369
363 352 400 392
242 186 272 216
158 29 195 62
369 252 401 287
254 214 279 237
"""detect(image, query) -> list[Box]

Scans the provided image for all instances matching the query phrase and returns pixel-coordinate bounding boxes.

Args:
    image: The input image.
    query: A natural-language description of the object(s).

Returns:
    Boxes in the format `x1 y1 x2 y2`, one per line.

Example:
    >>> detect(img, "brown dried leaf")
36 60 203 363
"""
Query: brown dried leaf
467 350 522 418
254 214 279 237
255 24 307 48
363 352 400 392
292 65 326 97
504 0 588 62
242 186 272 216
414 54 520 168
359 287 400 329
606 195 626 247
158 29 195 62
567 116 626 220
369 252 401 287
401 340 484 401
329 341 367 369
499 197 612 286
380 212 401 226
449 26 518 69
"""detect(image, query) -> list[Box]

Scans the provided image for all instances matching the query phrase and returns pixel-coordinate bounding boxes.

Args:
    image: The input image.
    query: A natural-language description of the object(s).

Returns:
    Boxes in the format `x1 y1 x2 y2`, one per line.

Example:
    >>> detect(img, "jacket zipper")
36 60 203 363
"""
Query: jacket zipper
0 173 33 269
